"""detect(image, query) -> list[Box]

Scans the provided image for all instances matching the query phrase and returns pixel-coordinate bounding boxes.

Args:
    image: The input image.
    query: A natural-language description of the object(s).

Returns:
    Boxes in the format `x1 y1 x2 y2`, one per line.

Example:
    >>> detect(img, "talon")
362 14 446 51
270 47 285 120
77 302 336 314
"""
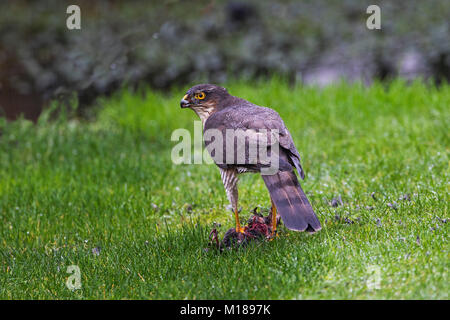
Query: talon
268 230 278 240
236 227 246 234
234 208 246 234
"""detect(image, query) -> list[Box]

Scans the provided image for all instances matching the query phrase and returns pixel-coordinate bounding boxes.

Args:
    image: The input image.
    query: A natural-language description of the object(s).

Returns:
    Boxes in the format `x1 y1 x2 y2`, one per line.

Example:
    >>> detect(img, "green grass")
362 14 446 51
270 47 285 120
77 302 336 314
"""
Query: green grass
0 79 448 299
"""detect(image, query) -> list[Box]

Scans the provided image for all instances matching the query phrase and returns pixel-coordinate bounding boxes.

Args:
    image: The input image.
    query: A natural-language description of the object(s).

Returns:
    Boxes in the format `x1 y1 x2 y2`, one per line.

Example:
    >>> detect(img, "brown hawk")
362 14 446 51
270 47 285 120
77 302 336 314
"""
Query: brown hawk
180 84 321 235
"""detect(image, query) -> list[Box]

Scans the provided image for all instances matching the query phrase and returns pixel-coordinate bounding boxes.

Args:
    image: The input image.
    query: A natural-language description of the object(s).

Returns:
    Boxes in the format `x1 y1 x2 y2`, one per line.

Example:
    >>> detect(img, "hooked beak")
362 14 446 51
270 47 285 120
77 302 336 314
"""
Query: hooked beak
180 94 191 108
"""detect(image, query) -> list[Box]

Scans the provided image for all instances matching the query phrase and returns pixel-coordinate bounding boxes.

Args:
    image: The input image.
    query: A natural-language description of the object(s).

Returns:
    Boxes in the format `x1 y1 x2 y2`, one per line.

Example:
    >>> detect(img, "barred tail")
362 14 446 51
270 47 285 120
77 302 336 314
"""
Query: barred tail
262 171 321 232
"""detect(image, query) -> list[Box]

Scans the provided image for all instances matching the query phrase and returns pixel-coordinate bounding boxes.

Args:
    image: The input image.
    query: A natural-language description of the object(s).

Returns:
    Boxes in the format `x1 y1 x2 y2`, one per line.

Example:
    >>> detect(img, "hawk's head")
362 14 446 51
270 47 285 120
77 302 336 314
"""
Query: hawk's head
180 84 230 123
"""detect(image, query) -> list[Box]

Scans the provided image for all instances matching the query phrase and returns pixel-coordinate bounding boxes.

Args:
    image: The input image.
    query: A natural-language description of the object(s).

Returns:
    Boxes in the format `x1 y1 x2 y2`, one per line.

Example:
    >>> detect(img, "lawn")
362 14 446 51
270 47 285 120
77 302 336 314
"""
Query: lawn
0 79 448 299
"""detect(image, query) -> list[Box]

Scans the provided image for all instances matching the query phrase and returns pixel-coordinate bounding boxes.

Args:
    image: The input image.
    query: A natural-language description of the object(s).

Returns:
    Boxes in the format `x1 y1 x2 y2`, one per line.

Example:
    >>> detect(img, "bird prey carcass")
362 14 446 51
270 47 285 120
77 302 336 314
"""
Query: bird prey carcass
180 84 321 236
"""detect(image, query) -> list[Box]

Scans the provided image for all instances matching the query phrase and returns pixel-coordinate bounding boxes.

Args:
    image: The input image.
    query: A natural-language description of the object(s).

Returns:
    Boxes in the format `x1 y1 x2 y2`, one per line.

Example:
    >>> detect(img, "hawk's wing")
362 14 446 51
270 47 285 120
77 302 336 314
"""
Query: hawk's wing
204 102 305 178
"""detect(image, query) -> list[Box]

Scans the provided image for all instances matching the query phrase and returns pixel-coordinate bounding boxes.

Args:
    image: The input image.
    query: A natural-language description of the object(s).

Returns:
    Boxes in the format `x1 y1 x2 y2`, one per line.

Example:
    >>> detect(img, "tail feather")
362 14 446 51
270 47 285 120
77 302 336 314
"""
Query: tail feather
262 171 321 232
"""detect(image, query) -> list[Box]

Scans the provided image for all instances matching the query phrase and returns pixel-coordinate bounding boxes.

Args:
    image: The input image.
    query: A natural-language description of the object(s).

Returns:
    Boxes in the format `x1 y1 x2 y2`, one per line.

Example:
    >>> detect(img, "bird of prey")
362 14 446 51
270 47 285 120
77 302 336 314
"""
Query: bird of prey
180 84 321 236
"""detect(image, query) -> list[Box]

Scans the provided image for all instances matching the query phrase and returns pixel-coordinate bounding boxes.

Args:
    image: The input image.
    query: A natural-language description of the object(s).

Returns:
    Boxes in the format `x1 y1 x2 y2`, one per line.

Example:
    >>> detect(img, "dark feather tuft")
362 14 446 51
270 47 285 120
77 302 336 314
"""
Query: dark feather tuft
262 171 321 232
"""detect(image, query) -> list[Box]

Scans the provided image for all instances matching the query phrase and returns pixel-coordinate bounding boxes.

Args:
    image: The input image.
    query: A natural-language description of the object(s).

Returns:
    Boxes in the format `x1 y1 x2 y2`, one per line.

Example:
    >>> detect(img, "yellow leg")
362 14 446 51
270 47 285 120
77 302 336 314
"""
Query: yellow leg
234 209 245 233
270 199 278 237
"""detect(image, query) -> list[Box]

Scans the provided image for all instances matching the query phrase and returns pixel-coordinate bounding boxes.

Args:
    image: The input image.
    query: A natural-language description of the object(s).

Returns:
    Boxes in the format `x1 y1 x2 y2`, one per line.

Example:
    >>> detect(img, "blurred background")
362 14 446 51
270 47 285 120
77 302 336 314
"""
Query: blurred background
0 0 449 121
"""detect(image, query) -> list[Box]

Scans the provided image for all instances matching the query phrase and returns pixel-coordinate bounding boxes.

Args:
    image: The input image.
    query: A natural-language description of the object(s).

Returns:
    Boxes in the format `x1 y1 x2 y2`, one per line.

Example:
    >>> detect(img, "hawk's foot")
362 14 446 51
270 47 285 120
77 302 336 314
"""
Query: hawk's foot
268 230 279 241
235 226 246 234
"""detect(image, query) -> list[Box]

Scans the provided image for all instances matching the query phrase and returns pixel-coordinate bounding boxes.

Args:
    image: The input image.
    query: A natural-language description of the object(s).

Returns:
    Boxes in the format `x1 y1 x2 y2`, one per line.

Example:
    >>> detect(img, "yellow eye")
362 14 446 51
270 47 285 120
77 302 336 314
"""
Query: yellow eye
195 92 206 100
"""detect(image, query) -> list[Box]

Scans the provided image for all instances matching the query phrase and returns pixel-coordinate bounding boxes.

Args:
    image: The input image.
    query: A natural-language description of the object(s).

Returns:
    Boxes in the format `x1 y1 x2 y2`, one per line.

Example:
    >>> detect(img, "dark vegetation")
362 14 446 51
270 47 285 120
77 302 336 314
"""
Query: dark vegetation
1 0 449 120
